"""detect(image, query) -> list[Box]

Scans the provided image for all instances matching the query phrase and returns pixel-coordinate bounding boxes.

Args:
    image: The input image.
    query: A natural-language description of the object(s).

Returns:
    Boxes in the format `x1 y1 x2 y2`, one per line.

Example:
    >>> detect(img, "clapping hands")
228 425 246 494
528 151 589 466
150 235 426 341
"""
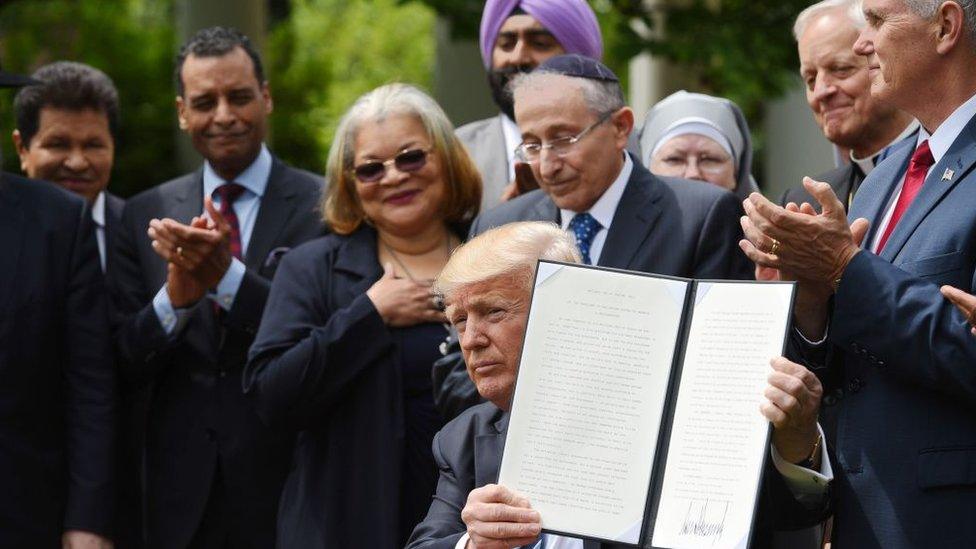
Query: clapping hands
147 197 233 307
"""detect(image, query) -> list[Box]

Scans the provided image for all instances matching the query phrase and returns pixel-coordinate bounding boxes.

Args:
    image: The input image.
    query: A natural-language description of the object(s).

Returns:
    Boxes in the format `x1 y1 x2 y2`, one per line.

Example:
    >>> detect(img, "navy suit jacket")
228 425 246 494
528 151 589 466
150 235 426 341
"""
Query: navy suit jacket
110 158 324 549
245 225 440 548
791 117 976 548
434 158 754 420
103 191 124 274
0 173 116 546
407 403 824 549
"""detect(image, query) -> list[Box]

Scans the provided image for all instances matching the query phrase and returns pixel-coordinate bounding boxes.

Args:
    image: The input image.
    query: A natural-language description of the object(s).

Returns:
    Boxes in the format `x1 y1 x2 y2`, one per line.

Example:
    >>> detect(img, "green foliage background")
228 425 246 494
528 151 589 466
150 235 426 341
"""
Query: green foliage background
0 0 178 197
268 0 436 175
0 0 814 197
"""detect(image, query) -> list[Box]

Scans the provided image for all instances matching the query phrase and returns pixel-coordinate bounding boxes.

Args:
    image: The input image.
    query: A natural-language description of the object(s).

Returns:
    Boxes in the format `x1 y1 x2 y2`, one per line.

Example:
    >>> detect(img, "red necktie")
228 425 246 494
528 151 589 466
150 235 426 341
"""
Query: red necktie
213 183 246 260
876 140 935 252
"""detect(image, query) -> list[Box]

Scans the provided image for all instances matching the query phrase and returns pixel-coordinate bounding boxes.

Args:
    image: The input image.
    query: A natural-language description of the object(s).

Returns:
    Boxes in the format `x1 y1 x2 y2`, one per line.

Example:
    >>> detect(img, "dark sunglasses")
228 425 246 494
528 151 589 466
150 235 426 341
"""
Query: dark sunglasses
352 148 431 183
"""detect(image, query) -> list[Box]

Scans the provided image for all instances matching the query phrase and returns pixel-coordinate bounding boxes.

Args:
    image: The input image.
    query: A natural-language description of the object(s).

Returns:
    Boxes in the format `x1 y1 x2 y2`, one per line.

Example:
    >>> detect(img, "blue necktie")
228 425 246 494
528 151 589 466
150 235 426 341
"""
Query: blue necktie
568 212 602 265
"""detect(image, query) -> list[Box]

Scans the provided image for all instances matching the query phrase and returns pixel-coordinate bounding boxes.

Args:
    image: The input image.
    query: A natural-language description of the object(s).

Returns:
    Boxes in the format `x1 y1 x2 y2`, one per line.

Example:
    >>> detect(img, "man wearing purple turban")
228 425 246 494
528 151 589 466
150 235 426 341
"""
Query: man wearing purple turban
456 0 602 211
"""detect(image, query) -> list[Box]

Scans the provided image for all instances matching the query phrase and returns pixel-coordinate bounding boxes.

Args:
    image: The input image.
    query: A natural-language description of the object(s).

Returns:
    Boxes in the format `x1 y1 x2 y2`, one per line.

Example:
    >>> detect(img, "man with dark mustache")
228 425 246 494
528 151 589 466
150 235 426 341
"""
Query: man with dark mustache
110 26 325 549
457 0 602 211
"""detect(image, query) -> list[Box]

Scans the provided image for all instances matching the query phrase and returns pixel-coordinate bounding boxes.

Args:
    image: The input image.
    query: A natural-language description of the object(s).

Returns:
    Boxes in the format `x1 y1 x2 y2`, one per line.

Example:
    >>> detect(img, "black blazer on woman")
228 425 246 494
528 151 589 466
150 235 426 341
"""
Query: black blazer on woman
245 225 425 548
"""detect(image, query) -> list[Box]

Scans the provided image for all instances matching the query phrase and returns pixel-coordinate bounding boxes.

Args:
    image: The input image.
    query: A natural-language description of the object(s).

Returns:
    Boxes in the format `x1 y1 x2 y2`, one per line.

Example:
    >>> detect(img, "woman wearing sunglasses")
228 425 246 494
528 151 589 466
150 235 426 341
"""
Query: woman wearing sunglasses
243 83 481 548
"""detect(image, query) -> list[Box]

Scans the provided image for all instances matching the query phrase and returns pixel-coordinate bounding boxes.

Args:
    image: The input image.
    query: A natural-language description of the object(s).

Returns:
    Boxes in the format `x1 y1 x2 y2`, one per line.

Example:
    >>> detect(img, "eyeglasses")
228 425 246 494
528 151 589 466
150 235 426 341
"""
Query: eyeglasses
514 112 612 163
352 148 431 183
655 153 732 175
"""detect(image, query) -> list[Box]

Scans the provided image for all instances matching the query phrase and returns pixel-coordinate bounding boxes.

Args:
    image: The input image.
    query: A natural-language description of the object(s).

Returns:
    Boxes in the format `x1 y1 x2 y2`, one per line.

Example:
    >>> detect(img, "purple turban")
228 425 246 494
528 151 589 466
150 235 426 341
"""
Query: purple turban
478 0 603 69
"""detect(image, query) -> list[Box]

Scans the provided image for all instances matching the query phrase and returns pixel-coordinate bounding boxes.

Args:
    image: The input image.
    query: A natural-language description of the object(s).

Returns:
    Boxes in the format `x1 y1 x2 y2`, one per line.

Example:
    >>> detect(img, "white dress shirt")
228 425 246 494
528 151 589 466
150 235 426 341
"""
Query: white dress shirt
91 190 107 272
559 153 633 265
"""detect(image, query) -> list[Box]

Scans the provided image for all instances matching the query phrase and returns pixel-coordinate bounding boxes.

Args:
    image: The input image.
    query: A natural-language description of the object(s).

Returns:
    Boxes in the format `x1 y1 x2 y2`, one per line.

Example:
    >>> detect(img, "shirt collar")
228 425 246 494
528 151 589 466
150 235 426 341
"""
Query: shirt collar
203 143 272 198
560 153 633 230
850 119 920 177
91 190 106 228
918 92 976 164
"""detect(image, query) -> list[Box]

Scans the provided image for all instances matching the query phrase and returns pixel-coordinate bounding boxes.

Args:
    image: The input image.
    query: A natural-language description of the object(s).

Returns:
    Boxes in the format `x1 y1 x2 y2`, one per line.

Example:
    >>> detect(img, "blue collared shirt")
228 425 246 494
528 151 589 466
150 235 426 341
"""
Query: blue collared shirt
153 144 273 334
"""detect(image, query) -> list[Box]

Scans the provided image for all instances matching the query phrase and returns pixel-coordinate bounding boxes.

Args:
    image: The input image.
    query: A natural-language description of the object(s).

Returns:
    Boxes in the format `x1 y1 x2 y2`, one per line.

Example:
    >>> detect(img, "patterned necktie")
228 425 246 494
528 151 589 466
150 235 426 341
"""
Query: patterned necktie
568 212 602 265
876 140 935 252
213 182 246 260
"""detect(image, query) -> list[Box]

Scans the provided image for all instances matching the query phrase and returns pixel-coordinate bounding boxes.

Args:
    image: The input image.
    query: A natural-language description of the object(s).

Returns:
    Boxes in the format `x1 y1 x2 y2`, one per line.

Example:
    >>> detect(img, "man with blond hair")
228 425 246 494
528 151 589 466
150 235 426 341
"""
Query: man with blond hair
410 221 830 549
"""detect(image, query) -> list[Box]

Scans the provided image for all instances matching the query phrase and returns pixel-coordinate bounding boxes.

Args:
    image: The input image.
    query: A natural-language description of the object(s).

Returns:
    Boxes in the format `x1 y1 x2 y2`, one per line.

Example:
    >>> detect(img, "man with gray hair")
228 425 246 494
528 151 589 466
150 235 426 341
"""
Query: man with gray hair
475 54 752 278
742 0 976 545
432 54 753 419
781 0 918 211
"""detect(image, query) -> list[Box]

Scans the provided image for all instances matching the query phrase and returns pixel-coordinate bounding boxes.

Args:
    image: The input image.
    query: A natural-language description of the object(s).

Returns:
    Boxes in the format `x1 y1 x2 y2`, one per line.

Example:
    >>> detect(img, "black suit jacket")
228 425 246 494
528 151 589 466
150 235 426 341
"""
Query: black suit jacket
245 225 452 548
434 159 754 420
472 158 753 279
779 164 863 213
110 158 324 549
104 191 125 274
407 403 824 549
0 173 116 546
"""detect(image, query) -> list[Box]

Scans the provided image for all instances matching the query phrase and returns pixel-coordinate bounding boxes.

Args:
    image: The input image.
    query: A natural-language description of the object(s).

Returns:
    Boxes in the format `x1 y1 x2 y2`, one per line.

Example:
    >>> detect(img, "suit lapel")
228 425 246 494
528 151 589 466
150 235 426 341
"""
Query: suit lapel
474 411 508 487
245 159 299 272
332 226 383 306
0 178 24 312
598 165 664 269
849 147 911 241
482 117 511 202
102 193 124 275
880 123 976 262
167 170 205 225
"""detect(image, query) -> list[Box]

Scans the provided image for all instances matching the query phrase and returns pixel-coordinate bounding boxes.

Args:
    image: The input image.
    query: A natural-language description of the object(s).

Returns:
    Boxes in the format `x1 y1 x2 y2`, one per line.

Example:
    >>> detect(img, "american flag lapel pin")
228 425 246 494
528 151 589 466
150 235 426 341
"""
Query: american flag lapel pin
942 168 955 181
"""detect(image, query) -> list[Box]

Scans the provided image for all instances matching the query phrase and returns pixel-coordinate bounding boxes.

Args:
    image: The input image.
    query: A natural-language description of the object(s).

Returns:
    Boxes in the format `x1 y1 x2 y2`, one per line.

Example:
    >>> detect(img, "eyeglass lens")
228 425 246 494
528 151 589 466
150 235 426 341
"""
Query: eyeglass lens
354 149 428 182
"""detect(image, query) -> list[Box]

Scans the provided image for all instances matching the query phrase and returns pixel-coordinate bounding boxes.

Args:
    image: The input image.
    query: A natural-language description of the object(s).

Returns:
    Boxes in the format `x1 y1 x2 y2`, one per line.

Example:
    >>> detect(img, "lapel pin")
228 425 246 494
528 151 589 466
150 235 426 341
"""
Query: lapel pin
942 168 955 182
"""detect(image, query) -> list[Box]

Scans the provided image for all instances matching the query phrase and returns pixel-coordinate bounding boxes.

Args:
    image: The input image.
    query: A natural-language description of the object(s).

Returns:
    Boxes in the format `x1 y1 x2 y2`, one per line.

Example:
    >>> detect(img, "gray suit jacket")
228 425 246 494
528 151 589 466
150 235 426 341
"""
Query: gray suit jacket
405 403 608 549
457 115 509 212
408 401 824 549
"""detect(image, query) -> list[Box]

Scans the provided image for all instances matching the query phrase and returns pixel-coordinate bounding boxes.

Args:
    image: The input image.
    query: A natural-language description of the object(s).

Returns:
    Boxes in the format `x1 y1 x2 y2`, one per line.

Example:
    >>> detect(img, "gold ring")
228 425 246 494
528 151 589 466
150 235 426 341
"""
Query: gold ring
176 246 184 258
769 239 780 255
